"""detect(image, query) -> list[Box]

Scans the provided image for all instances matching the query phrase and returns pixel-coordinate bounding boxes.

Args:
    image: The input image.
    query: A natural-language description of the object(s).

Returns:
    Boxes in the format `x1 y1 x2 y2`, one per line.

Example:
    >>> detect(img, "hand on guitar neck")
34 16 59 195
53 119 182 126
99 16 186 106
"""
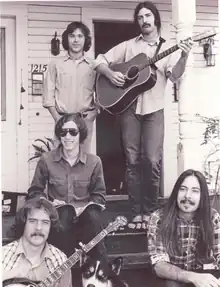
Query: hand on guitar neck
178 38 194 58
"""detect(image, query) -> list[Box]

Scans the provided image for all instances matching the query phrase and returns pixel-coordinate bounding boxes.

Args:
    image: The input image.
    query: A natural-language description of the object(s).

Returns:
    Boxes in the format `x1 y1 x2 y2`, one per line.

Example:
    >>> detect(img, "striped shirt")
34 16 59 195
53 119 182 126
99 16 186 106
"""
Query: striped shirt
3 238 72 287
148 208 220 270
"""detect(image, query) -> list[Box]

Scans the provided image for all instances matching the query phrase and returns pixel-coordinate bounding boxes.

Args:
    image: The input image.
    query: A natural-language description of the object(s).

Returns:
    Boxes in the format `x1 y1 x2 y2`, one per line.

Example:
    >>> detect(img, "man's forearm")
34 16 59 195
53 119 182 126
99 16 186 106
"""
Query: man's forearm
47 106 61 122
154 261 194 283
169 55 188 82
96 63 113 79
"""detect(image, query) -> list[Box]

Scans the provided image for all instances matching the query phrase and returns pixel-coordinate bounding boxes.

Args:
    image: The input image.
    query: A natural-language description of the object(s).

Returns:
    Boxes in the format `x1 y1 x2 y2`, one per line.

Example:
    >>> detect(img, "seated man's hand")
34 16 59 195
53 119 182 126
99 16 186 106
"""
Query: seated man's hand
189 272 220 287
53 199 66 206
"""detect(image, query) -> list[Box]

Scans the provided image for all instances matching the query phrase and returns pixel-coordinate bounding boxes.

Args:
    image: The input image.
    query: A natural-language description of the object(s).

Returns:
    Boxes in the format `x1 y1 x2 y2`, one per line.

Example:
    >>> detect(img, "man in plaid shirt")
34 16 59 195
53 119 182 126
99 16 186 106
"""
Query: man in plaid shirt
2 197 72 287
148 169 220 287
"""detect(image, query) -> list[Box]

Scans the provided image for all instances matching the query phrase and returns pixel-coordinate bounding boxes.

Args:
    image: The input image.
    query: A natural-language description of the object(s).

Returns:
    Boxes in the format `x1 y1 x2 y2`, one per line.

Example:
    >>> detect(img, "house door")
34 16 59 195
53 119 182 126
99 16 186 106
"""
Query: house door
1 17 17 192
94 21 138 195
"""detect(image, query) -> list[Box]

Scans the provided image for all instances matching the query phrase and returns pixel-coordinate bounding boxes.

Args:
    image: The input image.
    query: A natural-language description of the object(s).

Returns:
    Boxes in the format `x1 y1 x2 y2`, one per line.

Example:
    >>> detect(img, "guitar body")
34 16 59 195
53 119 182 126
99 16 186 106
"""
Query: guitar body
3 278 39 287
96 53 157 114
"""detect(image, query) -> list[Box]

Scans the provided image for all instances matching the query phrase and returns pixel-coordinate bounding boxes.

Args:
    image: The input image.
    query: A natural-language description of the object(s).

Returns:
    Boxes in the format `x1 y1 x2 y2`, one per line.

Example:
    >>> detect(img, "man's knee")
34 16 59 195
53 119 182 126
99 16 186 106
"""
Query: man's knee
81 206 102 223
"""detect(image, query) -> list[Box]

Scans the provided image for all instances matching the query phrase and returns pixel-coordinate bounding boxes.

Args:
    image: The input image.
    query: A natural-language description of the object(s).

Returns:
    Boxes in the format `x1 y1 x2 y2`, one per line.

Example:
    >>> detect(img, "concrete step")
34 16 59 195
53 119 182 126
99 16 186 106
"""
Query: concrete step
106 230 147 254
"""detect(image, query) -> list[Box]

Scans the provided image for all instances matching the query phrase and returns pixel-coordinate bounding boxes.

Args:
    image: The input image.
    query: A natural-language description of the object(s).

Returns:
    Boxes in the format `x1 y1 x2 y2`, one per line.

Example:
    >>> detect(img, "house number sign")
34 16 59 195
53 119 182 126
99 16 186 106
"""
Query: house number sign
31 64 48 96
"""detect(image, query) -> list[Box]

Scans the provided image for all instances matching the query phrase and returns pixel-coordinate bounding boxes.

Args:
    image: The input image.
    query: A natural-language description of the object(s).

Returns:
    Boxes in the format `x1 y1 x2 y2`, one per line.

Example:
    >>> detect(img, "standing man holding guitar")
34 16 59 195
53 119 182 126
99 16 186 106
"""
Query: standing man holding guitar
94 1 193 230
3 197 72 286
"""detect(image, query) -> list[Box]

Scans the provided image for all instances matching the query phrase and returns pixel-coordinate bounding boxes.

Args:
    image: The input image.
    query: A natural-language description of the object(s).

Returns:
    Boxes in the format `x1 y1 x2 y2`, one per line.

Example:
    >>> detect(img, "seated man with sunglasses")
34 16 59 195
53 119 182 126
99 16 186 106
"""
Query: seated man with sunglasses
27 113 107 264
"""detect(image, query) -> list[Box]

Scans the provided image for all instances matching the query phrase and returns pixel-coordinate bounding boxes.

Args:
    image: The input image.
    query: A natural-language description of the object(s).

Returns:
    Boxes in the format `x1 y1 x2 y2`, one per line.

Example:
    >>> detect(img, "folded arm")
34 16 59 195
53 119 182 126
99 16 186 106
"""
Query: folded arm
89 157 106 205
27 156 48 200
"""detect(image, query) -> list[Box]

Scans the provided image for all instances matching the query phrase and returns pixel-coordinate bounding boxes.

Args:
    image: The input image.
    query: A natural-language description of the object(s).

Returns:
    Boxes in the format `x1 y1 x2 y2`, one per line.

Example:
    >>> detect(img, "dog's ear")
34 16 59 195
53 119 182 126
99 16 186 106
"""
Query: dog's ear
111 257 123 275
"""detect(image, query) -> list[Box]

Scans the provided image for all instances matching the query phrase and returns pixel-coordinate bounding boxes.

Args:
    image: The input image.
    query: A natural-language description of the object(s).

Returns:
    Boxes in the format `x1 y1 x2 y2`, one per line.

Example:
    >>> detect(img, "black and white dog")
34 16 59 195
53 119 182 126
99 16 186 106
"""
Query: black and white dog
81 255 128 287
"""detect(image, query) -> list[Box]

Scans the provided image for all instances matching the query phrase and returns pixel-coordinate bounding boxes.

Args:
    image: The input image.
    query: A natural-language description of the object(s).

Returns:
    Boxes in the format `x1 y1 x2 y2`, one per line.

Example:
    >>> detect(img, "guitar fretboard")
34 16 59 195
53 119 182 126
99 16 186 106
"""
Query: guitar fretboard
149 44 179 65
37 227 111 287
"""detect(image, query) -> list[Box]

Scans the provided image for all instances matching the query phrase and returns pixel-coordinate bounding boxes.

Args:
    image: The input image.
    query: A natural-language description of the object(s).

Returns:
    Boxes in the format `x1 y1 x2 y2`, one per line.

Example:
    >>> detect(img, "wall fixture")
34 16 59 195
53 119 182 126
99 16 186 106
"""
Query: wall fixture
51 31 60 56
203 37 216 67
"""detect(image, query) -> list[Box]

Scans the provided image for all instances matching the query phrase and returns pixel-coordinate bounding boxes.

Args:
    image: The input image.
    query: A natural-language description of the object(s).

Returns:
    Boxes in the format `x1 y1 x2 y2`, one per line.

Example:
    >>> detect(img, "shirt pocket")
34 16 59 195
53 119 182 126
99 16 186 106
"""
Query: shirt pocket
59 71 72 89
74 180 90 199
49 178 66 197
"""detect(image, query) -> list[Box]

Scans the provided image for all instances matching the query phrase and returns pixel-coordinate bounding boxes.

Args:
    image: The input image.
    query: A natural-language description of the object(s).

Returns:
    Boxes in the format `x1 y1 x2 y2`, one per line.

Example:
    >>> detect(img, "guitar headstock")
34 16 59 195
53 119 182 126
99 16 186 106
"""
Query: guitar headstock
106 216 128 233
192 28 217 42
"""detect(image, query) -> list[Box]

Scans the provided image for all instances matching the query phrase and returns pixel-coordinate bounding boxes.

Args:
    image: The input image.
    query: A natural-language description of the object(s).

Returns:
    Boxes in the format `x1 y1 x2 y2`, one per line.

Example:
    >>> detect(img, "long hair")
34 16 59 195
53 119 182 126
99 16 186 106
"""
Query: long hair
62 21 92 52
14 197 60 239
160 169 213 259
55 113 88 144
133 1 161 33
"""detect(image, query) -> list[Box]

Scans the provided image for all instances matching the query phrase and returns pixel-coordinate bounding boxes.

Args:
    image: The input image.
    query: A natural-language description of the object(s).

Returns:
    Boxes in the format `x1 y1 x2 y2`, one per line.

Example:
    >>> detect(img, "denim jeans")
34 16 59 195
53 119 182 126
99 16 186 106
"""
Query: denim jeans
119 102 164 217
49 205 108 263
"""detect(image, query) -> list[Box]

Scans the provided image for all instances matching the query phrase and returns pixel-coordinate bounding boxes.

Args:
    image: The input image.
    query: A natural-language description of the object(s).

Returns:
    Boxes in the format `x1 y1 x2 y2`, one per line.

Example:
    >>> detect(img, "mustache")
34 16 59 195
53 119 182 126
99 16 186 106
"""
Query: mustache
180 198 195 206
31 232 45 238
142 23 151 28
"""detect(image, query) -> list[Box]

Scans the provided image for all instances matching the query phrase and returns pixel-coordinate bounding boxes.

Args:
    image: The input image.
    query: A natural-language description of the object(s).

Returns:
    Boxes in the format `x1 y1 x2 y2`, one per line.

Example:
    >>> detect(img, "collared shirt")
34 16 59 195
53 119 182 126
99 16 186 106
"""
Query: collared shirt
147 208 220 271
2 238 72 287
94 34 182 115
28 147 106 207
43 54 96 114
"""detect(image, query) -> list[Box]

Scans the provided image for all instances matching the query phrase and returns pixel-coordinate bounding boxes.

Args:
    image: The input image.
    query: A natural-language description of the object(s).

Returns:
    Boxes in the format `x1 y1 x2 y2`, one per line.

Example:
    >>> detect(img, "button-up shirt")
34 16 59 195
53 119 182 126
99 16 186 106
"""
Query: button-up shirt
94 34 182 115
28 147 106 207
148 208 220 271
43 54 96 114
3 238 72 287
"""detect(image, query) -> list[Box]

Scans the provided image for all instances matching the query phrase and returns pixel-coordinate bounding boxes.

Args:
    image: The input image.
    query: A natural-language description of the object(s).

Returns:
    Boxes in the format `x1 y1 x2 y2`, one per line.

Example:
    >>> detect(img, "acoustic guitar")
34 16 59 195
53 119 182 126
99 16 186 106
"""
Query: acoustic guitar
3 216 127 287
96 29 216 115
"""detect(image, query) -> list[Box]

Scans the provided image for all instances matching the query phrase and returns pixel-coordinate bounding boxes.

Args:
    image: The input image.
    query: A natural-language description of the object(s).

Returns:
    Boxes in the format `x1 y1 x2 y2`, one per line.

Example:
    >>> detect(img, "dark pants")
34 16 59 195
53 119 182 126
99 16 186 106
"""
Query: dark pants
49 205 107 262
119 102 164 217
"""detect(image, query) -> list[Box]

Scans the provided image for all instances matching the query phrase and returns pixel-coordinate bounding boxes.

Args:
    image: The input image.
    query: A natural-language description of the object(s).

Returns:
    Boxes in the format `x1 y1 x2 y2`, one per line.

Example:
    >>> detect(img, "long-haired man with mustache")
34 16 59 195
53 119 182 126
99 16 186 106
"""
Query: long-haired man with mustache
94 1 193 230
148 169 220 287
2 197 72 286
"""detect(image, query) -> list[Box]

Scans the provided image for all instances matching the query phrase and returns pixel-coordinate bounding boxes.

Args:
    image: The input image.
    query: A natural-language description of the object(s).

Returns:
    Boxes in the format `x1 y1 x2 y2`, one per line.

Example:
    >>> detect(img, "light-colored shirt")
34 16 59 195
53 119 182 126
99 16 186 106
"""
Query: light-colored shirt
43 53 96 114
95 34 182 115
3 238 72 287
148 208 220 271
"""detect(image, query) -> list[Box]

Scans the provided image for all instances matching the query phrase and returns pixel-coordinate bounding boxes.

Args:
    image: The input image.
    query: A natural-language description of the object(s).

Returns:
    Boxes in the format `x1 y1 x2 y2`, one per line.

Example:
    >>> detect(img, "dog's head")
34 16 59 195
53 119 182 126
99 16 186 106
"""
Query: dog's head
81 255 127 287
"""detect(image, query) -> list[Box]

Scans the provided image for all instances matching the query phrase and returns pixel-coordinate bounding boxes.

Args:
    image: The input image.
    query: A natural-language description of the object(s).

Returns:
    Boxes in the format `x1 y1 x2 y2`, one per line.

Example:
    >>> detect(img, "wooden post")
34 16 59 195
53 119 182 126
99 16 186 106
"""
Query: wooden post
172 0 203 174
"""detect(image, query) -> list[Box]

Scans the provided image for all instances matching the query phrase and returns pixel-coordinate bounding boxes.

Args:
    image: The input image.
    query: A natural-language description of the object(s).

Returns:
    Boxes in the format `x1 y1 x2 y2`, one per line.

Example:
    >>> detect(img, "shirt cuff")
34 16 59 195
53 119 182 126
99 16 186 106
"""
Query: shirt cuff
150 253 170 266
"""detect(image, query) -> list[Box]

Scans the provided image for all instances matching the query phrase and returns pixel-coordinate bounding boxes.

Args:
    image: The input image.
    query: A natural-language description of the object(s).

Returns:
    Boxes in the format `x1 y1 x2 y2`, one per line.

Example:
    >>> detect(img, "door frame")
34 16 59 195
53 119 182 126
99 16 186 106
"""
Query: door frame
1 3 29 193
82 7 134 59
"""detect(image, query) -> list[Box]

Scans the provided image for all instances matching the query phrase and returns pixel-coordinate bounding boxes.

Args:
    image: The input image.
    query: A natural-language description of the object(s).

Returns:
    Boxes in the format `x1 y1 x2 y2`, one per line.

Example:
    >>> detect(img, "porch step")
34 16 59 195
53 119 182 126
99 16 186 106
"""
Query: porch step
106 230 147 254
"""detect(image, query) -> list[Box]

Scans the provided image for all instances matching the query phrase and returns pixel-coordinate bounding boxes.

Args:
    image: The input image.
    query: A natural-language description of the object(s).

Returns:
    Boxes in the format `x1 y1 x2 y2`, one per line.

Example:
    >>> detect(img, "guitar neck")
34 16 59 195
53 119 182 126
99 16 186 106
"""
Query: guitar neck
149 44 179 65
38 229 109 287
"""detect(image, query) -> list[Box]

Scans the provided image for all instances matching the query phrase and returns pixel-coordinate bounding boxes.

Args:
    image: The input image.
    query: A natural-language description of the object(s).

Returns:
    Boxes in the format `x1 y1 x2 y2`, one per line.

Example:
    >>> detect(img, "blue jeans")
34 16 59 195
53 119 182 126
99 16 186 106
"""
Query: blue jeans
119 102 164 217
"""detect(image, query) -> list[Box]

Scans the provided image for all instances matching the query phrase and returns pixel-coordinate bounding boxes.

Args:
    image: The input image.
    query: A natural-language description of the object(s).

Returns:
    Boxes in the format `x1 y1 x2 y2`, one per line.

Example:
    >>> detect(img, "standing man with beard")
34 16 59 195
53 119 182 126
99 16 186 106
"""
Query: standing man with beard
148 169 220 287
2 197 72 286
94 1 193 230
43 21 97 152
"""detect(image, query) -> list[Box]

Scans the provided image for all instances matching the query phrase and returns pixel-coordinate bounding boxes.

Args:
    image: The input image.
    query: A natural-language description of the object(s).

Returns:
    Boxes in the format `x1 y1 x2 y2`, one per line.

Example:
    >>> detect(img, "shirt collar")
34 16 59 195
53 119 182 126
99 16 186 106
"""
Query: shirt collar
16 238 53 260
135 34 161 46
53 145 87 164
64 52 91 65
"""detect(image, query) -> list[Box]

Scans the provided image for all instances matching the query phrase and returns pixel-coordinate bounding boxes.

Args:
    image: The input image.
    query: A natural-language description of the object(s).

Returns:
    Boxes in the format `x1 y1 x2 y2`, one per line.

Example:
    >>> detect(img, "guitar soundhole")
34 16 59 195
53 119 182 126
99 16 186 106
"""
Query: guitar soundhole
126 65 139 81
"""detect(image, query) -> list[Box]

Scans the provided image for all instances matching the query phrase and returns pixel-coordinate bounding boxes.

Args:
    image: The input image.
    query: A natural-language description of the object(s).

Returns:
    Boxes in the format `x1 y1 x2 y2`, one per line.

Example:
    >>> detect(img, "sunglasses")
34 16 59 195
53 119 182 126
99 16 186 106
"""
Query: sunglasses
59 128 79 137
